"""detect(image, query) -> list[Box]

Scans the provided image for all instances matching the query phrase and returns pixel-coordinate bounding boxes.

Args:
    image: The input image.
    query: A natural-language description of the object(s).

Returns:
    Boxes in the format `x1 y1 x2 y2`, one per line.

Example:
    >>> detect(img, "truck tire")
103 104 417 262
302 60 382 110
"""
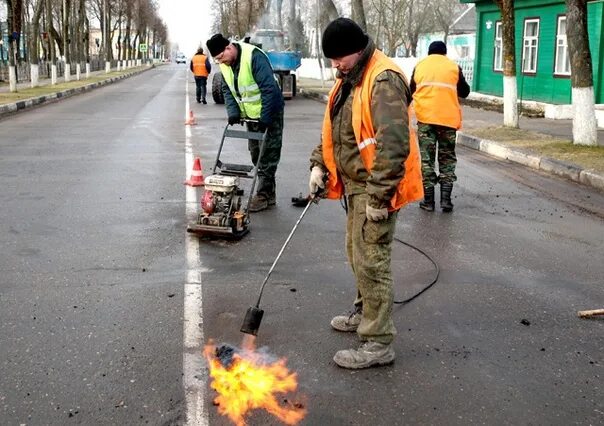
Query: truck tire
212 72 225 104
292 74 297 97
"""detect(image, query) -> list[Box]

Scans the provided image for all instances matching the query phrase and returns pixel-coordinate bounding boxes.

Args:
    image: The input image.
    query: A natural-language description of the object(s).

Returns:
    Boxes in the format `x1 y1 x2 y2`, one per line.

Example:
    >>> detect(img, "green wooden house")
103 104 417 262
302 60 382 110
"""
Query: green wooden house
461 0 604 105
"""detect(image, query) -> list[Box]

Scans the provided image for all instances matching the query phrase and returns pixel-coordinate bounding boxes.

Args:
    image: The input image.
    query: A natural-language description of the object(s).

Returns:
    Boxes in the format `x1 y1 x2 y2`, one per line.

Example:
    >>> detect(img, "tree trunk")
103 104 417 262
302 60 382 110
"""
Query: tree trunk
276 0 283 31
288 0 296 50
322 0 339 22
494 0 518 128
566 0 597 145
7 0 18 91
46 0 57 84
351 0 367 31
30 0 45 87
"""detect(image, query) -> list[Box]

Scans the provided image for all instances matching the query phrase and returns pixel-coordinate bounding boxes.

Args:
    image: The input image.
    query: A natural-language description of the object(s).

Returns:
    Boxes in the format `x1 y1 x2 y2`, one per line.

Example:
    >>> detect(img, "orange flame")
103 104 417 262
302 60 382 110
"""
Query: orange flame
204 342 306 426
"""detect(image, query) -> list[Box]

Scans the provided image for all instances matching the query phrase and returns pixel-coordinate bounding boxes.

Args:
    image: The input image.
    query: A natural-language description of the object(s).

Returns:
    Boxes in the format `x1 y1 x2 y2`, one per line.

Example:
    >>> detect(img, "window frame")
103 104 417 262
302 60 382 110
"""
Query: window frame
553 15 571 78
522 18 540 75
493 21 503 73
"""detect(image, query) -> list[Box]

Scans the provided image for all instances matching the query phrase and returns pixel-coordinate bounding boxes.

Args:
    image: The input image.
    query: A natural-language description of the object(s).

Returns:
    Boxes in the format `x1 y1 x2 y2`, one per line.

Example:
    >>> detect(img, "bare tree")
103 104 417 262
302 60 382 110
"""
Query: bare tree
369 0 407 55
6 0 21 91
321 0 339 22
566 0 597 145
494 0 518 127
28 0 45 86
432 0 465 42
405 0 434 57
351 0 366 31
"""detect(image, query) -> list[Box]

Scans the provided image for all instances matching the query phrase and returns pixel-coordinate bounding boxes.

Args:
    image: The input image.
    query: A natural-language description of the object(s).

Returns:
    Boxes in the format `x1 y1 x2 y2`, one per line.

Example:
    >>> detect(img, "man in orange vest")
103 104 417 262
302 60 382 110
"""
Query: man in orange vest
190 47 211 104
410 41 470 212
308 18 423 369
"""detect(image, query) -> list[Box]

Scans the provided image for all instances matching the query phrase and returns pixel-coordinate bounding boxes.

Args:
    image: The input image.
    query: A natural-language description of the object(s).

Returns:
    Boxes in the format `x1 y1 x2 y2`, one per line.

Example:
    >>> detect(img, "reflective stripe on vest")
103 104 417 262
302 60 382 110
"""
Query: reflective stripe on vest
321 50 424 210
220 43 267 119
412 55 462 129
192 54 209 77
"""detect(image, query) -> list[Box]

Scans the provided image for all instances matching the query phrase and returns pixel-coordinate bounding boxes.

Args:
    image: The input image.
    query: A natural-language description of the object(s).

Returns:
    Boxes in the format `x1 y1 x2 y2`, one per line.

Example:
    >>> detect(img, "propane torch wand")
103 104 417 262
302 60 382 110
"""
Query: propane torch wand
240 192 322 336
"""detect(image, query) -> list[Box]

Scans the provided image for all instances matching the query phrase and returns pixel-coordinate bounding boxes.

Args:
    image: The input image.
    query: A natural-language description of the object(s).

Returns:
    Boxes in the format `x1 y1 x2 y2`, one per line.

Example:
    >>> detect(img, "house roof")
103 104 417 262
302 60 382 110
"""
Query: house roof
450 4 476 34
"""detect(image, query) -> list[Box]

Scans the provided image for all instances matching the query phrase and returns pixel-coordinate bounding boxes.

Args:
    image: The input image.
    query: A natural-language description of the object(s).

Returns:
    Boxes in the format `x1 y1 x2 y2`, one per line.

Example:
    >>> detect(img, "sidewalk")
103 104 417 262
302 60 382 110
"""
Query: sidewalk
0 65 155 118
297 77 604 191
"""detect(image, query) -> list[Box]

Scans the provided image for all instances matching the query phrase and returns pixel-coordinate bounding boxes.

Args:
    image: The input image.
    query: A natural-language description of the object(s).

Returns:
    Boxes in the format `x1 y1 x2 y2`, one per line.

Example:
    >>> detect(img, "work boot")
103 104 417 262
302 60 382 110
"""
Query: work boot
440 183 454 212
333 341 395 369
248 194 270 212
267 192 276 206
330 307 362 332
419 186 435 212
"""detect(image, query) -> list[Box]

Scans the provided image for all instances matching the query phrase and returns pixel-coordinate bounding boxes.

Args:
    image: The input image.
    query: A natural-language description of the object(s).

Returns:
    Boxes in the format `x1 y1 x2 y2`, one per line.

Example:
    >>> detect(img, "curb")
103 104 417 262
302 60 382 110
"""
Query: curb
299 87 604 193
457 132 604 191
0 65 154 119
299 88 329 103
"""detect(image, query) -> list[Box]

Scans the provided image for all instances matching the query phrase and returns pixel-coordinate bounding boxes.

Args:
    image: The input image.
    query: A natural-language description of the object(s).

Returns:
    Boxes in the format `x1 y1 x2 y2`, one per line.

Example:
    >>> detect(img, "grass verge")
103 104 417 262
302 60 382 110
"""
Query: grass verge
0 67 147 105
464 126 604 172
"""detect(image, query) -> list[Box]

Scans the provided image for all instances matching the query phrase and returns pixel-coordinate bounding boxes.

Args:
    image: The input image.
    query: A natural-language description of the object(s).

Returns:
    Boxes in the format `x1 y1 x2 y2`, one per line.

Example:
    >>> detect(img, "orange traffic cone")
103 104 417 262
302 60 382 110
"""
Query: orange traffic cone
184 157 204 186
185 110 197 125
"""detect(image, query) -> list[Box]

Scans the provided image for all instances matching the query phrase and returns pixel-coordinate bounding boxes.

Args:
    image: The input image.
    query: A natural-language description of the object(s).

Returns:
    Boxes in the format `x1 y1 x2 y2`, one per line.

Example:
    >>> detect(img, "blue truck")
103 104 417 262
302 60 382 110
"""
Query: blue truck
211 29 302 104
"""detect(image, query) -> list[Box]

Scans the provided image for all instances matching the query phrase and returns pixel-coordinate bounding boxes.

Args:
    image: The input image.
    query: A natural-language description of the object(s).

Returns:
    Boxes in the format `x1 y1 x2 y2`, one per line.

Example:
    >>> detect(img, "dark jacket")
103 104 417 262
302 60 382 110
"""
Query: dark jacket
222 43 284 125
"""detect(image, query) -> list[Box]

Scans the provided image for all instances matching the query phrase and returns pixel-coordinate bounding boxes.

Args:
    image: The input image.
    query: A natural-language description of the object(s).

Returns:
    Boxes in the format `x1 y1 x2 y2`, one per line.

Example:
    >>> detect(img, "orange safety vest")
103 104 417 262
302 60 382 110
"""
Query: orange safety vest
412 55 462 129
321 50 424 211
192 54 209 77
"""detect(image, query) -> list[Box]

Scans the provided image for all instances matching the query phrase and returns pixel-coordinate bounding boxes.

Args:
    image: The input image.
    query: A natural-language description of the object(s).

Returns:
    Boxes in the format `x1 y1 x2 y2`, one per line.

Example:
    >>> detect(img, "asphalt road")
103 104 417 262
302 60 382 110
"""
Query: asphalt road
1 65 603 426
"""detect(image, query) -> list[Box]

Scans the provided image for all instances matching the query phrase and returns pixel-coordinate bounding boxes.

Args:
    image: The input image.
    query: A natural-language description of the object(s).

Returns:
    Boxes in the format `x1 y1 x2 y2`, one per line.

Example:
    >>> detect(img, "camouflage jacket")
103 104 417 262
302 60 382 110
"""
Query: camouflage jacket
310 40 411 209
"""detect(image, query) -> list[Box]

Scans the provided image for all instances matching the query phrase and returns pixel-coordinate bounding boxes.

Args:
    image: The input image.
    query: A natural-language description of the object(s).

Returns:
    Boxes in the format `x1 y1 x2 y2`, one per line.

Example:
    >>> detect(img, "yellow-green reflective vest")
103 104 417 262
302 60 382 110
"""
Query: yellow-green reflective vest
220 42 266 119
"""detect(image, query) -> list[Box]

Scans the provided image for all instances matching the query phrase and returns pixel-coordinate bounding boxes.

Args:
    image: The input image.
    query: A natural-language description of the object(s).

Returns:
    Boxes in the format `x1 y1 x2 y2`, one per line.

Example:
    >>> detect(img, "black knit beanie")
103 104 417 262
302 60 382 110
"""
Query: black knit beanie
322 17 369 59
206 34 230 57
428 41 447 55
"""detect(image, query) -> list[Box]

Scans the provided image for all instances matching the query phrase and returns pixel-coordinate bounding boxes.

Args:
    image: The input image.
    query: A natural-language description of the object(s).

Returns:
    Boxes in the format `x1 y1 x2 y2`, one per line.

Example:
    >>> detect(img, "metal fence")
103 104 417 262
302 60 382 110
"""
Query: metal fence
456 58 474 86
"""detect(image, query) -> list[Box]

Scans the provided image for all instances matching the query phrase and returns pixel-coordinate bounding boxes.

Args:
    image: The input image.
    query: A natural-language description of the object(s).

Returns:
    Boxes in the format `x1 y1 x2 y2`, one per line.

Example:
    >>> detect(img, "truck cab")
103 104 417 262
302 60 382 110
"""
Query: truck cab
211 30 302 104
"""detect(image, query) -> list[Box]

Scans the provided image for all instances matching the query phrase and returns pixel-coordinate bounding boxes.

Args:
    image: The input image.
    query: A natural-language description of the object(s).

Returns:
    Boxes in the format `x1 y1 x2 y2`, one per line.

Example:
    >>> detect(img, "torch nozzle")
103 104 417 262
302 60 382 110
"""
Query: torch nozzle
240 306 264 336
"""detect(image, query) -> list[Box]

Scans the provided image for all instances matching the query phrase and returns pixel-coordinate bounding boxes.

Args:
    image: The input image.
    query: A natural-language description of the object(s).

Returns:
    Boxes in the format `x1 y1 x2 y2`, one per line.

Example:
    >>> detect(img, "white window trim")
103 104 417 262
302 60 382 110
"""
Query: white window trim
494 21 503 71
522 18 540 73
554 16 571 76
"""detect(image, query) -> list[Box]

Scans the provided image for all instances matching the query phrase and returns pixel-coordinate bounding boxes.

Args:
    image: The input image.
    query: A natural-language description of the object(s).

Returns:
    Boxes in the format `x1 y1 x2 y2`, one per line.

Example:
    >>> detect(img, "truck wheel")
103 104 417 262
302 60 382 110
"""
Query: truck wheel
212 72 225 104
292 74 297 97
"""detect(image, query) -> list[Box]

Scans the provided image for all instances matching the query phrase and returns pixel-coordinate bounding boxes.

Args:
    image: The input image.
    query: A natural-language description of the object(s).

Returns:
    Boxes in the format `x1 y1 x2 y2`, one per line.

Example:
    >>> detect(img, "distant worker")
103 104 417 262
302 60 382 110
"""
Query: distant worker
190 47 211 104
308 18 423 369
206 33 285 212
410 41 470 212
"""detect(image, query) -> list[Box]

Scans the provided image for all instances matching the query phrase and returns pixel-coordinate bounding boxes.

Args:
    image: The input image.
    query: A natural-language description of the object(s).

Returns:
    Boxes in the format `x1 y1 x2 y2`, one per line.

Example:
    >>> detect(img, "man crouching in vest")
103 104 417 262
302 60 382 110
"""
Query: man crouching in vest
308 18 423 369
206 33 285 212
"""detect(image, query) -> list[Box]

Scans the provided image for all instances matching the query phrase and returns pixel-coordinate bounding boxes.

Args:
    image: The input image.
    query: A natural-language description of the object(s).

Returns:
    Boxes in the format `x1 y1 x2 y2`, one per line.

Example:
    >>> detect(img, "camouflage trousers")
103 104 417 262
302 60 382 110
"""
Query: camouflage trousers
346 193 397 345
418 122 458 188
247 110 284 196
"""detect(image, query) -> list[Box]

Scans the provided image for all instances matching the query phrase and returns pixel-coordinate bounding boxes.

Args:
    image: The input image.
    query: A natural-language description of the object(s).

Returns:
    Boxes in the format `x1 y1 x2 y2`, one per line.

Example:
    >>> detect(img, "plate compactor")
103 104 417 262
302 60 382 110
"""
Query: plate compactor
187 121 266 239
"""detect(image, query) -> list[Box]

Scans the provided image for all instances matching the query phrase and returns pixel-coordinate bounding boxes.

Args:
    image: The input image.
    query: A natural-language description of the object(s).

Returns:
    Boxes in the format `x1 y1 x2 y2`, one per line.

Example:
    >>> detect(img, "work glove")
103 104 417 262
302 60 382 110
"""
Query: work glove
308 166 326 196
228 115 241 126
366 204 389 221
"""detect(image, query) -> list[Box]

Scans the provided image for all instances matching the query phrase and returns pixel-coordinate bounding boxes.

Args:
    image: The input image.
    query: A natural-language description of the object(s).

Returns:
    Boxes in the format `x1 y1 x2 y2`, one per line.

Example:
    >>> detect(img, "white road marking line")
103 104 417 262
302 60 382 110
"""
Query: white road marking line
183 76 209 426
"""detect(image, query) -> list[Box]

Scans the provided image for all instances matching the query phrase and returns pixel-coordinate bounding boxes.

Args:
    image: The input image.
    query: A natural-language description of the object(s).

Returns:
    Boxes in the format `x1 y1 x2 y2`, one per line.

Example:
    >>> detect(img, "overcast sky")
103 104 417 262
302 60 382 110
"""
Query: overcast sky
157 0 212 56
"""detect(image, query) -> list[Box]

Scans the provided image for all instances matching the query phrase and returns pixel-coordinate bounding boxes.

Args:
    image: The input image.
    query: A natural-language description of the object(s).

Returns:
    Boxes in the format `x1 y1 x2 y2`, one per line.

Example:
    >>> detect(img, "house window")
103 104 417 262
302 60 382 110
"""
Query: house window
493 21 503 71
554 16 570 75
522 19 540 73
